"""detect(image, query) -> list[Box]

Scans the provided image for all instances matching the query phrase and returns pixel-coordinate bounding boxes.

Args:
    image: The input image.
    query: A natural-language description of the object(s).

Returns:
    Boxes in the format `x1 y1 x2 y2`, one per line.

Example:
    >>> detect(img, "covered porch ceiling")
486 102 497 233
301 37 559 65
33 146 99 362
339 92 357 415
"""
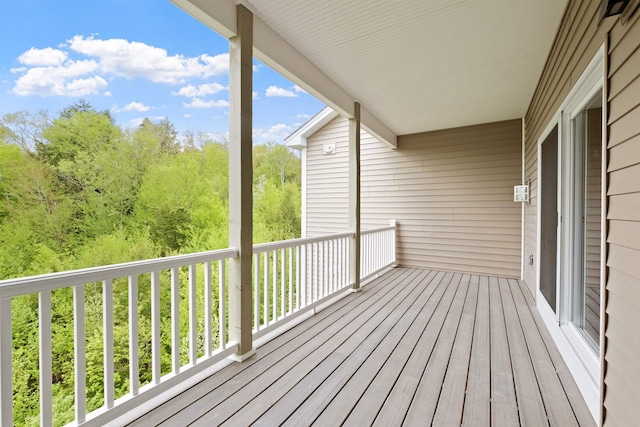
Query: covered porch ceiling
173 0 567 146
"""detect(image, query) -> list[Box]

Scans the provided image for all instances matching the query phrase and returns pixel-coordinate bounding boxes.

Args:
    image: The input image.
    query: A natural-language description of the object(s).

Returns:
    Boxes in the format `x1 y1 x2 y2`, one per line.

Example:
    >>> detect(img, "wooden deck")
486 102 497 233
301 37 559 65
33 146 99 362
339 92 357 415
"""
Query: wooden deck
128 267 595 426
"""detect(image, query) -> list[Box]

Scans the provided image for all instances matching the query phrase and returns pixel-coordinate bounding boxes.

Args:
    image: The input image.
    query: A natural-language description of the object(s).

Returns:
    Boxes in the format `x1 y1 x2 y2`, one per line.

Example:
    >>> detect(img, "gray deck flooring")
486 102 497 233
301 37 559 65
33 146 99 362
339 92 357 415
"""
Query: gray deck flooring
129 267 595 426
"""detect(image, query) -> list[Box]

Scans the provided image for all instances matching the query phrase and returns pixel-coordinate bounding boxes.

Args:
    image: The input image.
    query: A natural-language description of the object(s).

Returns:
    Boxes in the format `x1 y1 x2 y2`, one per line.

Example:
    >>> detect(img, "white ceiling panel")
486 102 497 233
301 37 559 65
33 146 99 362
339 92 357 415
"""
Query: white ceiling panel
249 0 567 135
178 0 567 136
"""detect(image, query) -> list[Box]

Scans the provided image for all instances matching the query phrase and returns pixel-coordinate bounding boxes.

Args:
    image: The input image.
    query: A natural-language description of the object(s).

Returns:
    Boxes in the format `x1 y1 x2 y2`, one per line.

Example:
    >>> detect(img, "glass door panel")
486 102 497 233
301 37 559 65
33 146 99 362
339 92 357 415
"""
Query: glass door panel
540 125 559 313
572 89 602 348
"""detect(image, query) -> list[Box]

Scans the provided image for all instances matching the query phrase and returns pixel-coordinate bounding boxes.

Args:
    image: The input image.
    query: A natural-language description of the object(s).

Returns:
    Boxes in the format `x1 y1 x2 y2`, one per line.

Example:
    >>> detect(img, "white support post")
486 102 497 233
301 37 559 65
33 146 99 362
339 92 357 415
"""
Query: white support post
349 102 362 291
0 298 11 427
228 3 255 361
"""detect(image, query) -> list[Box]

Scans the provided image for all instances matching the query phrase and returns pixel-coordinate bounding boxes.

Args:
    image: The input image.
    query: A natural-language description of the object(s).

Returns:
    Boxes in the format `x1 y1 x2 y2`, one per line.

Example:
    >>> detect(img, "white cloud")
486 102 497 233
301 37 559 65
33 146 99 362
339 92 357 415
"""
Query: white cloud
112 101 152 113
18 47 68 66
253 91 258 99
64 76 108 97
67 35 229 83
183 98 229 108
266 85 297 98
253 123 294 141
296 113 311 119
12 60 104 97
293 85 307 94
10 35 231 98
172 82 225 97
184 113 191 118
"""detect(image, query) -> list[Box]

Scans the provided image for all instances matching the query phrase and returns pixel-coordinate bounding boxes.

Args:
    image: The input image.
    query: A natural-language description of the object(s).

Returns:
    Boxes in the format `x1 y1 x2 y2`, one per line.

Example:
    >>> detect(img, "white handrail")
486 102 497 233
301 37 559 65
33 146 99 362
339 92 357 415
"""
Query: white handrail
0 247 239 298
252 231 354 252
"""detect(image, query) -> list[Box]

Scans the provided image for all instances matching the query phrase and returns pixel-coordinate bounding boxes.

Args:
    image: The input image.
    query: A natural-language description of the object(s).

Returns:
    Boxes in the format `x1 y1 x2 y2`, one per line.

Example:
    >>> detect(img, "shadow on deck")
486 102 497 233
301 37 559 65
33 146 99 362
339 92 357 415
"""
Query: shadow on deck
125 267 594 426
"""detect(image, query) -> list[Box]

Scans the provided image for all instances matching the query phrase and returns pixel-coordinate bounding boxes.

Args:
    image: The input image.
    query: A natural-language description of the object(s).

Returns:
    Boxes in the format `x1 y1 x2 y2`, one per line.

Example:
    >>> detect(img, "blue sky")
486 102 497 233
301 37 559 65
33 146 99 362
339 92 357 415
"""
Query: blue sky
0 0 325 144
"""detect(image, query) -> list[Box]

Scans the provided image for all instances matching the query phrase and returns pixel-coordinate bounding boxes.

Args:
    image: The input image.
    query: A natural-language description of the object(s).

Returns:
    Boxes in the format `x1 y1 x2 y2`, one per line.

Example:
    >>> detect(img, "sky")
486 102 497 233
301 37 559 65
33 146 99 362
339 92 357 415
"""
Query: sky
0 0 325 144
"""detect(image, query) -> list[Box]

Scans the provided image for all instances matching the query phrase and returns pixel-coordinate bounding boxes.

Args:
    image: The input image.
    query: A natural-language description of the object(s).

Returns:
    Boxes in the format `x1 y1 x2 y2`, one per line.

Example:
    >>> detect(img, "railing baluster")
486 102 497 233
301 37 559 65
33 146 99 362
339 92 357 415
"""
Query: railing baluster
219 260 226 350
74 284 86 422
323 241 328 297
288 247 293 314
39 291 52 427
281 248 285 318
264 252 269 326
272 249 278 321
170 267 180 374
204 262 212 357
313 242 318 299
0 298 12 427
253 254 260 330
151 271 161 383
188 264 197 365
296 245 301 310
103 279 114 409
337 239 341 288
128 276 139 397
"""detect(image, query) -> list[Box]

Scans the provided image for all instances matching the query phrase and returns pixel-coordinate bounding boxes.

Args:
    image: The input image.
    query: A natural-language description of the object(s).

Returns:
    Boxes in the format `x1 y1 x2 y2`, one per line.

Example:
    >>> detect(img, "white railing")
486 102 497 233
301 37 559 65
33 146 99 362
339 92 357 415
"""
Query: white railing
251 220 398 338
0 248 238 427
0 220 397 426
361 220 397 281
252 232 354 339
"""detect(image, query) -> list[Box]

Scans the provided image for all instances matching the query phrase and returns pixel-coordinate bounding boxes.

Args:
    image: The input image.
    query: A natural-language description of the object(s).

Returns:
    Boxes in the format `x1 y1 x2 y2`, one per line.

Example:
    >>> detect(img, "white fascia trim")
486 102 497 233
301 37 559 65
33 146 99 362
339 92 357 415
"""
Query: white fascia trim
285 106 338 150
172 0 398 149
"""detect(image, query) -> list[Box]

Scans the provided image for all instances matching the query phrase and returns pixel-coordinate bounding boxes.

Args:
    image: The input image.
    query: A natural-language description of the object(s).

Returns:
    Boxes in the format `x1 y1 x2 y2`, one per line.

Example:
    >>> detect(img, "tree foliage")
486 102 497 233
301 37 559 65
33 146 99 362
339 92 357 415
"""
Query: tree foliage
0 101 301 426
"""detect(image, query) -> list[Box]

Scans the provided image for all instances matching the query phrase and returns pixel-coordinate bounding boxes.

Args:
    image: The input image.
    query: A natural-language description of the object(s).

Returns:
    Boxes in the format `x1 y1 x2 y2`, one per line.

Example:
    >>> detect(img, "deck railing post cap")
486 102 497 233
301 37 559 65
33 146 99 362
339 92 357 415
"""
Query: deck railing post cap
389 219 397 227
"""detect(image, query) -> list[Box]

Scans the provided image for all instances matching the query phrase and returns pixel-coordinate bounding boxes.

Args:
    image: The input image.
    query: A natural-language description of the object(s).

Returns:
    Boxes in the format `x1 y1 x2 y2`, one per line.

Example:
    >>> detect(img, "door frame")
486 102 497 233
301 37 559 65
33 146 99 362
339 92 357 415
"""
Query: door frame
535 43 605 422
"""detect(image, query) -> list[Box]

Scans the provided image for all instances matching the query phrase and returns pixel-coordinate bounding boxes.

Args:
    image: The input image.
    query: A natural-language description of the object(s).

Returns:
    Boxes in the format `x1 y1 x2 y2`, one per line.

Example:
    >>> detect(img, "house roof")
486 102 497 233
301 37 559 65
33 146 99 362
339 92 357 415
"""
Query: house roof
284 106 338 149
173 0 567 146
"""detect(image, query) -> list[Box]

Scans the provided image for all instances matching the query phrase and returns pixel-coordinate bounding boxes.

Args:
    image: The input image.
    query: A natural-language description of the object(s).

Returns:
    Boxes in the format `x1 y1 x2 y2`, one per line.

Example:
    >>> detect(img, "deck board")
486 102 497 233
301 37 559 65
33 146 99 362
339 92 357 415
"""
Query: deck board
462 275 491 426
498 277 549 426
372 271 461 426
402 273 470 425
431 274 479 426
489 276 520 427
128 267 596 427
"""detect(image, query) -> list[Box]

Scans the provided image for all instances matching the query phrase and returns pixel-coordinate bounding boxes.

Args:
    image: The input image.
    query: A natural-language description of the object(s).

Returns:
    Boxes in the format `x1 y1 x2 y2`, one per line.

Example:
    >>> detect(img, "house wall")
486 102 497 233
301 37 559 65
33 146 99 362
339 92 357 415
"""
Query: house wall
306 116 523 278
523 1 640 424
305 116 350 235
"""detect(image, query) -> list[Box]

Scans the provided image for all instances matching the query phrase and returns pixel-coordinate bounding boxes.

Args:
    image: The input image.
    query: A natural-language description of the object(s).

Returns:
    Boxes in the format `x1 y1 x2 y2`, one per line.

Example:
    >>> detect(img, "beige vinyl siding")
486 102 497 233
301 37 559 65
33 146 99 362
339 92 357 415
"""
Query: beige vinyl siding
604 7 640 426
523 0 640 424
305 117 350 235
305 117 522 278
